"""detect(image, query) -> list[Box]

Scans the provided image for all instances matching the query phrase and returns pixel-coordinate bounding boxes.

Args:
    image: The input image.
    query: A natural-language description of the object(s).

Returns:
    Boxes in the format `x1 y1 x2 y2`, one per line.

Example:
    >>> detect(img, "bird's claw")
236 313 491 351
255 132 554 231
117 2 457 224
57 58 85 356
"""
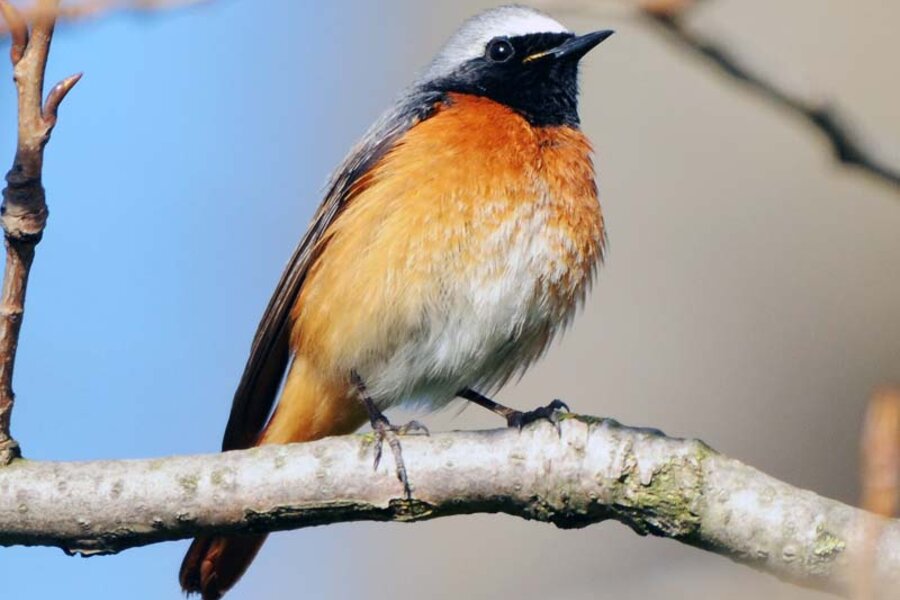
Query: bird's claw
506 399 570 436
397 420 430 436
370 417 429 499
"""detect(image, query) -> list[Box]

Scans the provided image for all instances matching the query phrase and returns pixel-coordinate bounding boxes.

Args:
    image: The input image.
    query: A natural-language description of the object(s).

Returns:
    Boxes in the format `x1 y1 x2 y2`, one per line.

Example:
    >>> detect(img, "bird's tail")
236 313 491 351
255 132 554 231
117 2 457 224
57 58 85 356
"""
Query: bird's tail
179 357 368 599
179 534 266 600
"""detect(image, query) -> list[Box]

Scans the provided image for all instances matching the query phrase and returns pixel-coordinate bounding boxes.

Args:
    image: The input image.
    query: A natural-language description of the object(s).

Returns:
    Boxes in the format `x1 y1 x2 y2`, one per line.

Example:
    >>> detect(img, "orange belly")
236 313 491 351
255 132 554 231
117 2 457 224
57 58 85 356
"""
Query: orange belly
290 93 604 409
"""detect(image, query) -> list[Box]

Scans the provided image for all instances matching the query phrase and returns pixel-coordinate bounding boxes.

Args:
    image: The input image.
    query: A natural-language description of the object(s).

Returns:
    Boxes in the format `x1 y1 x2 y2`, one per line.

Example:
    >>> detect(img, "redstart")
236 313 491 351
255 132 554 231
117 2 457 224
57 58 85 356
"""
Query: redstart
180 6 612 598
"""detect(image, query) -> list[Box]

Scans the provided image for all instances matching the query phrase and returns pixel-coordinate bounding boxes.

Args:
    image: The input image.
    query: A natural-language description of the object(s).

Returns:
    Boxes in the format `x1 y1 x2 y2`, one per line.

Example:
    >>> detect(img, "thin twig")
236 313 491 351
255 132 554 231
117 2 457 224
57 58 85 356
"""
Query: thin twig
0 416 897 598
537 0 900 191
0 0 80 465
641 11 900 190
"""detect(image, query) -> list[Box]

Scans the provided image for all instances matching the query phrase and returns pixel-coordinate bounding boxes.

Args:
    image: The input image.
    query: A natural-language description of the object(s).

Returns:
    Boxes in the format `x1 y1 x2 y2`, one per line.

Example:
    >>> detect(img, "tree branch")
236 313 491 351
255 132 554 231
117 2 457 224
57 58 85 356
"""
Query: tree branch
0 0 80 465
0 416 897 597
641 11 900 191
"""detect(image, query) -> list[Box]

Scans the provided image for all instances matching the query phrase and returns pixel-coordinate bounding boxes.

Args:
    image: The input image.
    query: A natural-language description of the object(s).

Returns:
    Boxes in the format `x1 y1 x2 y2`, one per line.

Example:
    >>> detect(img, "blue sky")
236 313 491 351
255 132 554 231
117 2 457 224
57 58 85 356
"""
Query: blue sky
0 1 412 597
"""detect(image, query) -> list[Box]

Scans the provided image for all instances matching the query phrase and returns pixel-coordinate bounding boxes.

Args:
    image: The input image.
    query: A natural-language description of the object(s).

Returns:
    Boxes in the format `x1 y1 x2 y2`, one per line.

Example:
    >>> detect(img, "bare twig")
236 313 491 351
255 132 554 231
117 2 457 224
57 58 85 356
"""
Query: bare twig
642 11 900 190
538 0 900 191
855 388 900 600
0 0 209 36
0 0 80 465
0 417 897 598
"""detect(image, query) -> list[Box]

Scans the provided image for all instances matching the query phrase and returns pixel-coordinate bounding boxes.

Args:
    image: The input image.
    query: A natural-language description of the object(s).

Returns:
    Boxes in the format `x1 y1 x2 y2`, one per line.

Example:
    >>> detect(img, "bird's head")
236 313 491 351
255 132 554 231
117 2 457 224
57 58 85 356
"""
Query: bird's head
417 5 613 127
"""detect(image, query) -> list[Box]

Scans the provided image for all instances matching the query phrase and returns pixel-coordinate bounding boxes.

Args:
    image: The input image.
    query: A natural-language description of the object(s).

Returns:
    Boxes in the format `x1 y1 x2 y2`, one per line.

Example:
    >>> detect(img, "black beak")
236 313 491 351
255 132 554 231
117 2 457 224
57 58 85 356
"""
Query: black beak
553 30 615 60
525 30 615 63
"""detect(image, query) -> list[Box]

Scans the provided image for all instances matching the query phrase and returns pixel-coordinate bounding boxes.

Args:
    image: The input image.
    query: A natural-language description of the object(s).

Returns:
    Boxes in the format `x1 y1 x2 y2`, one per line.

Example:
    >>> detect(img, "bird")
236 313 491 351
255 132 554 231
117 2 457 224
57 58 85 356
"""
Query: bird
179 5 612 599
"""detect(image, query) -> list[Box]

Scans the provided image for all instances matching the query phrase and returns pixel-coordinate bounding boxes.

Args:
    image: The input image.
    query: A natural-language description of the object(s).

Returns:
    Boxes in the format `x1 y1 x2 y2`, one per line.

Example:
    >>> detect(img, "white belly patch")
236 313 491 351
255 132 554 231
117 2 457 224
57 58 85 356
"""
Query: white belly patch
359 197 587 411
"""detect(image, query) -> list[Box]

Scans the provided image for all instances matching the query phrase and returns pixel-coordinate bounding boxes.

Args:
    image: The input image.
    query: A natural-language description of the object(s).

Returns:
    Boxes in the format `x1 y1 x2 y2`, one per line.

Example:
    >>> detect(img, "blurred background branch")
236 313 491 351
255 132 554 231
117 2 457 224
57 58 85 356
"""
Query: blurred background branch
855 388 900 600
0 0 208 35
538 0 900 191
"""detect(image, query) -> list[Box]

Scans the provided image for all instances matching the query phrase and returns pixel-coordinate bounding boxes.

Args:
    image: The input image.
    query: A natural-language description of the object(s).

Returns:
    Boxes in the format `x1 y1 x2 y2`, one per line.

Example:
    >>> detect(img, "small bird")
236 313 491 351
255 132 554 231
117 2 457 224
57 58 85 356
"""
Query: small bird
180 5 611 599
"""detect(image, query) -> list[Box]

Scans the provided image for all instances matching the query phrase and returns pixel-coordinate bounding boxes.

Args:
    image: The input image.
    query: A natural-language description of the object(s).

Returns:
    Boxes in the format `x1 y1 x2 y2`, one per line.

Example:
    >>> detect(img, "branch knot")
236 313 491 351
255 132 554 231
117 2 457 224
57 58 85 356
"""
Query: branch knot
2 167 47 243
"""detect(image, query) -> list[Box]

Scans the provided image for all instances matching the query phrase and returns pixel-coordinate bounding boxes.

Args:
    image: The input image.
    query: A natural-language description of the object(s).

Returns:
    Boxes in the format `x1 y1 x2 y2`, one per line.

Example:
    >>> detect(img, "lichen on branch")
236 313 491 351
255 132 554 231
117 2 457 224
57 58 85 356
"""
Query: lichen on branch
0 417 896 598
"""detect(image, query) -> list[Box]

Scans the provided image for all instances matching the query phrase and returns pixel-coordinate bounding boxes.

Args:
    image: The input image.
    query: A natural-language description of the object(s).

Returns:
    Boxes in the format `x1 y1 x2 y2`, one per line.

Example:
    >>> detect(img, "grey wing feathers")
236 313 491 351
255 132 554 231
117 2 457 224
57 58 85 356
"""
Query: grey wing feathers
220 89 444 451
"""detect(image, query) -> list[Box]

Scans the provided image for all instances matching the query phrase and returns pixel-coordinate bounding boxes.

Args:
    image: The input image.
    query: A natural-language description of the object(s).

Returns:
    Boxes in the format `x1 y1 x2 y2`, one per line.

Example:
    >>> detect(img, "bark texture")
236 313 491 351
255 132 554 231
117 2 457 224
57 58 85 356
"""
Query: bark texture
0 416 896 598
0 0 80 464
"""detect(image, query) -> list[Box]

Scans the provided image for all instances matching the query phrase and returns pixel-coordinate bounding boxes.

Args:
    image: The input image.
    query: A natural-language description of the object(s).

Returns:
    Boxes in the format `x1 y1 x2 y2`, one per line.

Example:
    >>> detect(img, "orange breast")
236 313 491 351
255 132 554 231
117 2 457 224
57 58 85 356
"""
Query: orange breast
291 93 604 406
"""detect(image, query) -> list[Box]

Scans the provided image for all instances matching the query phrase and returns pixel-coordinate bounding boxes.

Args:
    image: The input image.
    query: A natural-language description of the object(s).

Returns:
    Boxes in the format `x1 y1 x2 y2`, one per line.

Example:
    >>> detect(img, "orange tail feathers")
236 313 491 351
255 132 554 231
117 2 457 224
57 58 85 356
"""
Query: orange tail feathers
179 358 367 599
179 534 266 600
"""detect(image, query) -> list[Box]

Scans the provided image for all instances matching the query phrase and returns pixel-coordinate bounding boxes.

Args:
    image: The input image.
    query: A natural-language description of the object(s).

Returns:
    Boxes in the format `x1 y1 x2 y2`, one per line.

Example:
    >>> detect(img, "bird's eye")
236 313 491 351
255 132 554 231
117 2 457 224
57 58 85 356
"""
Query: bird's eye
486 38 515 63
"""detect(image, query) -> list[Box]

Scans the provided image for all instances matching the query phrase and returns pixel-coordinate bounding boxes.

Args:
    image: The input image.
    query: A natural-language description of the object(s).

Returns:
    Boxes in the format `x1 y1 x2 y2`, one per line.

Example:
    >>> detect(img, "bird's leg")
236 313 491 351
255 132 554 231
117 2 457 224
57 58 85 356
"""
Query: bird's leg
458 388 569 435
351 371 428 499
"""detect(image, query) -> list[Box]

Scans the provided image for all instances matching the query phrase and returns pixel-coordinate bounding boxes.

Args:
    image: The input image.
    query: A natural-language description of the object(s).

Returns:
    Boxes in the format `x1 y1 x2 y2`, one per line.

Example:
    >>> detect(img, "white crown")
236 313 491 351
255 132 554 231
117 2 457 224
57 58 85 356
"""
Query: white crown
422 5 569 82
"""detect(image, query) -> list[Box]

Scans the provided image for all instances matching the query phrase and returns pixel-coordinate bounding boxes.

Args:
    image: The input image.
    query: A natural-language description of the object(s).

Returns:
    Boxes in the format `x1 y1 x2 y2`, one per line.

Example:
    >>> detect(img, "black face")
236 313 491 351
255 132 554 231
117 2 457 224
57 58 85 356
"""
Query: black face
424 32 596 127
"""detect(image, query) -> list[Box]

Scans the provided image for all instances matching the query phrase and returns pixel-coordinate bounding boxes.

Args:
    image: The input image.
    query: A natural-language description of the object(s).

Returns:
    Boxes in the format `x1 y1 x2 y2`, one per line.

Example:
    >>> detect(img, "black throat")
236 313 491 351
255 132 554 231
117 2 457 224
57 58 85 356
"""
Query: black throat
421 32 583 128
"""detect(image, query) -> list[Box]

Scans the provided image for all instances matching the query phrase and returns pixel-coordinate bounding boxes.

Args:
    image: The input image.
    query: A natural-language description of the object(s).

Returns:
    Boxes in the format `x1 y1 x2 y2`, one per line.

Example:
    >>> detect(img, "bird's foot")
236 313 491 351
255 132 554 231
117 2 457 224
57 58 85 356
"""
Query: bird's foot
459 388 571 436
369 416 429 499
505 399 570 435
352 371 428 499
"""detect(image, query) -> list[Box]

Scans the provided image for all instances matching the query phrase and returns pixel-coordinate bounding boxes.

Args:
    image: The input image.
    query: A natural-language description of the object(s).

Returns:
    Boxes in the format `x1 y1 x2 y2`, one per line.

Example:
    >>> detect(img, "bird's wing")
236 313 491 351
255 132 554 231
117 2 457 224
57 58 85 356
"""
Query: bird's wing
220 89 445 451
